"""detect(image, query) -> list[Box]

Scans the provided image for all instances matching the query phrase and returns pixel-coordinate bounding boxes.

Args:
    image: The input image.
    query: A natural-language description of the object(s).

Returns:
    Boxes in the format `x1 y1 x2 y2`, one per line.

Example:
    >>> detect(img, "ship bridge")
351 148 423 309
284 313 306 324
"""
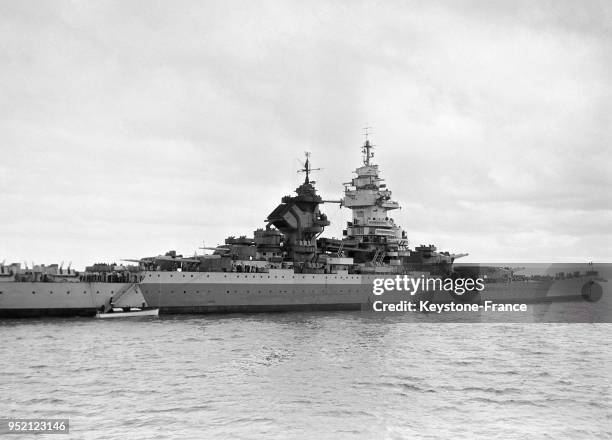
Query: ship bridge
341 138 403 240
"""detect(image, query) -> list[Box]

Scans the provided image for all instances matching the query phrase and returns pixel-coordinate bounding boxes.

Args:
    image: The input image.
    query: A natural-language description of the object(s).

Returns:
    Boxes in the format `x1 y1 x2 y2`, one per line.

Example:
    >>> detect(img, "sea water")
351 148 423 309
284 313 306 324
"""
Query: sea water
1 313 610 439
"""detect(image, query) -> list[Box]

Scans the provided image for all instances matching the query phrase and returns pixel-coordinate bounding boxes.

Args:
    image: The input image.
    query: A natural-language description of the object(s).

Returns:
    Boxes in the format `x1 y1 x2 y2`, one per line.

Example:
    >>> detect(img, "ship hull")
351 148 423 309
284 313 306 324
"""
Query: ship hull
2 272 600 318
140 270 370 314
139 270 603 314
0 282 143 318
140 270 442 314
480 276 601 303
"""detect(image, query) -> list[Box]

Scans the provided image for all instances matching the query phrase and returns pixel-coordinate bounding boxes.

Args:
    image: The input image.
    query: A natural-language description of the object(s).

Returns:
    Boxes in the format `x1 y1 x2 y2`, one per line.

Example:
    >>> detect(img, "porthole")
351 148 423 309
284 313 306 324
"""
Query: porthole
32 291 35 294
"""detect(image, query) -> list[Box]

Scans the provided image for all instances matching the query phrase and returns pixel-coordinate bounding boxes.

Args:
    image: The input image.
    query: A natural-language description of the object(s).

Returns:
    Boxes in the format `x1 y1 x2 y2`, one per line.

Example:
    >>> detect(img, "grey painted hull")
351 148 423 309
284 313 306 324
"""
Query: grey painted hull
0 282 141 318
481 277 602 303
2 272 599 318
139 270 600 314
140 271 373 314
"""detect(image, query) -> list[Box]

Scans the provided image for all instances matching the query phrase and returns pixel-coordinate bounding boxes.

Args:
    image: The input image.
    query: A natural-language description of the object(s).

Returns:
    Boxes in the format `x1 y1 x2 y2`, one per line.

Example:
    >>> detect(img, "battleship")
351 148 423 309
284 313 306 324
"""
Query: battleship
0 136 605 317
134 136 482 314
132 137 606 313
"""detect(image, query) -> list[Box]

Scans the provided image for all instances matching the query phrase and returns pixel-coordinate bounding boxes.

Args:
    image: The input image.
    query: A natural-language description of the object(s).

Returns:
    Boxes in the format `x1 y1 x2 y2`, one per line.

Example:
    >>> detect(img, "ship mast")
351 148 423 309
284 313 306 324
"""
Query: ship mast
297 151 321 184
362 126 374 166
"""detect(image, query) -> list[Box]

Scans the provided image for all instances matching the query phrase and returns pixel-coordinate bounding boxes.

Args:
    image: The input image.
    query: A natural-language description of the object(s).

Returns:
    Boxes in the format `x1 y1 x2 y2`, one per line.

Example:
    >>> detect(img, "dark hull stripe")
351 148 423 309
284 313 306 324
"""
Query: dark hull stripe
159 303 364 314
0 308 98 318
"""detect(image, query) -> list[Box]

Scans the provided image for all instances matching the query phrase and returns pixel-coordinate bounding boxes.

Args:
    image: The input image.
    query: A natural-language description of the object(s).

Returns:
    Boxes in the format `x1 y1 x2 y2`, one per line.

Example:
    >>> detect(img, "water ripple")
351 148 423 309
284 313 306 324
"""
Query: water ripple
0 317 610 439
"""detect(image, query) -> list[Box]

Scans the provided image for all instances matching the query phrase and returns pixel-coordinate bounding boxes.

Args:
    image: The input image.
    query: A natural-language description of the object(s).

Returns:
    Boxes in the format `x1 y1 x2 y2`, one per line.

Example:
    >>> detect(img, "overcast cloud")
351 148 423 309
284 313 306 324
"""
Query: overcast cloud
1 0 611 268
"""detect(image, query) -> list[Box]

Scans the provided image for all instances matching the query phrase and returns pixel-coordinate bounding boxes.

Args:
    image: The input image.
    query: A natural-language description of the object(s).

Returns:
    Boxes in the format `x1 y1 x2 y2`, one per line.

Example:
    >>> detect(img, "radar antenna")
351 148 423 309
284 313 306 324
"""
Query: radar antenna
297 151 321 184
362 126 375 166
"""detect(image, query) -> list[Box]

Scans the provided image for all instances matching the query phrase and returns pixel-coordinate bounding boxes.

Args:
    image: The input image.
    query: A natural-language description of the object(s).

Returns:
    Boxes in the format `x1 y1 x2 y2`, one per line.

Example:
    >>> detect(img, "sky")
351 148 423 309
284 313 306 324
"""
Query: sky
1 0 611 268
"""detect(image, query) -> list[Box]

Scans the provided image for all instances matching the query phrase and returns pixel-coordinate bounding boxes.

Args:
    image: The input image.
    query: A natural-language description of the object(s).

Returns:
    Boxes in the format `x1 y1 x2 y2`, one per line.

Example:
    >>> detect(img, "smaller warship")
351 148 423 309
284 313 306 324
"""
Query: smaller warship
0 261 144 317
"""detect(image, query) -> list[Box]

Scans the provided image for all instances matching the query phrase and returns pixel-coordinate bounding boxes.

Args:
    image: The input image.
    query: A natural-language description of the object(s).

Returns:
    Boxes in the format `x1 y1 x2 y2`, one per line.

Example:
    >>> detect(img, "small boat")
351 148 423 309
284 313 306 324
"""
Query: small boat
95 307 159 319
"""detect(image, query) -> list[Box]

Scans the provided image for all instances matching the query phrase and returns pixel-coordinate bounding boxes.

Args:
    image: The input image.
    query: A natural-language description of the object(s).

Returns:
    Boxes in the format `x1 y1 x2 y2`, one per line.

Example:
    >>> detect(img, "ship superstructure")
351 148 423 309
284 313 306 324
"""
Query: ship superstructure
266 152 330 269
318 137 461 275
319 138 407 269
